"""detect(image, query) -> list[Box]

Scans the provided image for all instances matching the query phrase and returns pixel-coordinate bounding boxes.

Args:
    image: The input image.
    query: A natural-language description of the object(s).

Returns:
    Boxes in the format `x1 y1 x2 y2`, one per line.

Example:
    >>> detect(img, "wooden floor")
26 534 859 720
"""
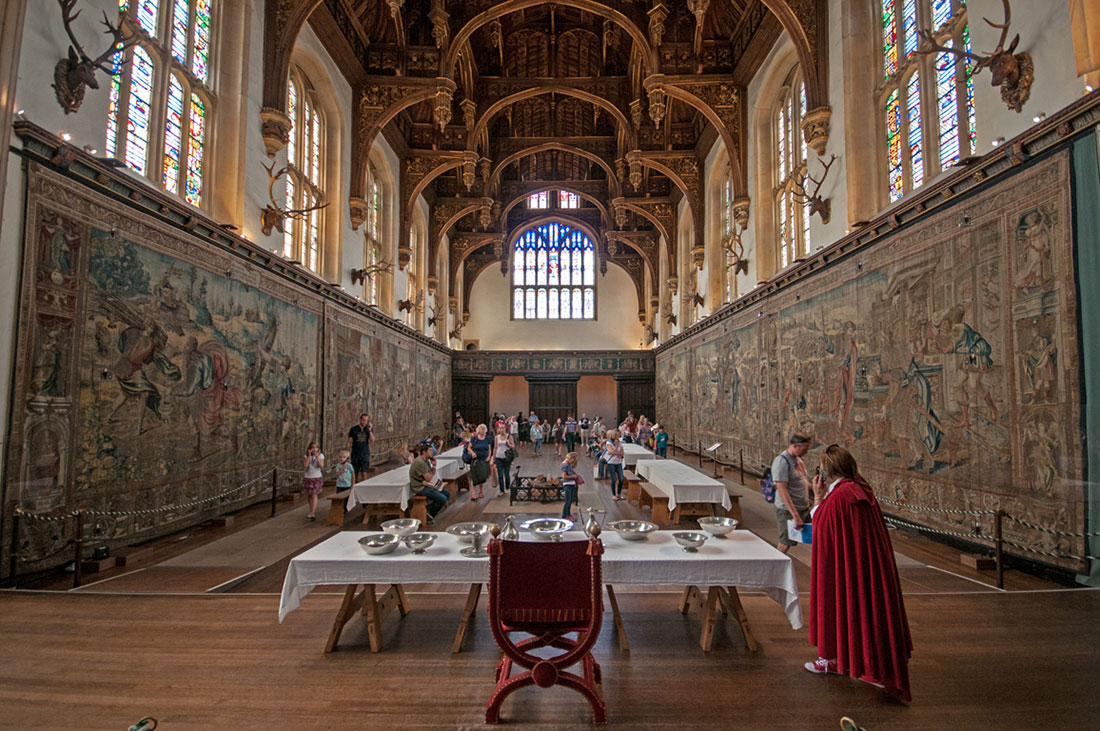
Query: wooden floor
1 588 1097 729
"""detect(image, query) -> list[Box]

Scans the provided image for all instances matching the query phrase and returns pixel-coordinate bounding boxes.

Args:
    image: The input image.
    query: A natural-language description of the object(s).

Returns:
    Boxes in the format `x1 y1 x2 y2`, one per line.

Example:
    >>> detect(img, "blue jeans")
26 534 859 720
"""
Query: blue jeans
495 458 512 494
607 463 624 496
416 485 450 518
533 436 542 453
597 458 607 479
561 482 577 519
656 445 667 458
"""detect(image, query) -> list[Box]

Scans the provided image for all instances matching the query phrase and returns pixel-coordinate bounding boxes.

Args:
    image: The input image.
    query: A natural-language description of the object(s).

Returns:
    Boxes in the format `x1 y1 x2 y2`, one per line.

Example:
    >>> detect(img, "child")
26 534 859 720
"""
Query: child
302 441 325 520
654 425 669 458
334 450 354 492
560 452 580 523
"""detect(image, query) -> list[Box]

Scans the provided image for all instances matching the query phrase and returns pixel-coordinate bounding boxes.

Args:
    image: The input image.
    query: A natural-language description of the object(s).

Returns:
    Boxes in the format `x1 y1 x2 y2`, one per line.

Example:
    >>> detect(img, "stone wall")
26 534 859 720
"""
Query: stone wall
656 152 1085 571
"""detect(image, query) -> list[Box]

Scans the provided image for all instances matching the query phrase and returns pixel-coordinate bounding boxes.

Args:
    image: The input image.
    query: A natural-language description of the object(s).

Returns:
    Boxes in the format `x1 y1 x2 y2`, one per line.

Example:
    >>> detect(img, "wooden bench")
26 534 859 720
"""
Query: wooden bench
361 496 428 528
640 482 672 527
623 470 643 504
442 472 470 503
325 491 352 526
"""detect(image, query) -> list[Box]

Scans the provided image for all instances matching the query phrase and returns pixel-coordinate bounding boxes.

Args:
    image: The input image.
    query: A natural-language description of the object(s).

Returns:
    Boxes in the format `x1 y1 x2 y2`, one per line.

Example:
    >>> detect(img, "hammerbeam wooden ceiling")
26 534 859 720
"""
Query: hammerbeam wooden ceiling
262 1 831 319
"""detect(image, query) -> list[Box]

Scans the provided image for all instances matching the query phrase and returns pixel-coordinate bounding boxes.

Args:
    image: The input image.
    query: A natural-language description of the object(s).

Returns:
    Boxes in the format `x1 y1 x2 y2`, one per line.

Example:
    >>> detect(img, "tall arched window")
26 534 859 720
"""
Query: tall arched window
364 164 382 306
284 67 325 273
107 0 215 207
774 66 810 269
723 173 735 302
511 223 596 320
880 0 976 203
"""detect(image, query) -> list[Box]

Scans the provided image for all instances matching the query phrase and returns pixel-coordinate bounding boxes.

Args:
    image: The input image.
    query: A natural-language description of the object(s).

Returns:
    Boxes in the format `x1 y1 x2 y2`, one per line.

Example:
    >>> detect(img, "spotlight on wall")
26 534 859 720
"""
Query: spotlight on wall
1086 85 1095 93
60 131 72 142
991 137 1005 147
14 108 26 122
82 145 97 155
958 214 972 228
1032 112 1046 124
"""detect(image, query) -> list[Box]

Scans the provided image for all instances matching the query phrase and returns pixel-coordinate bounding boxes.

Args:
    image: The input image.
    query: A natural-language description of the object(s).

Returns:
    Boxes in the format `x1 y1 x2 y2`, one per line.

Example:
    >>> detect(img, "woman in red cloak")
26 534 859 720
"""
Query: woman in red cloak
806 444 912 703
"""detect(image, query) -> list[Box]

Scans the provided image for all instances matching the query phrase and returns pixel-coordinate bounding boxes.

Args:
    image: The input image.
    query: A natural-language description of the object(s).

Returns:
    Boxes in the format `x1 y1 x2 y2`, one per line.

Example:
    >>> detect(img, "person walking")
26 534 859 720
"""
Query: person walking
493 422 516 497
654 425 669 458
346 413 374 482
773 433 813 554
551 418 563 457
302 441 325 520
579 413 591 447
466 424 493 500
560 452 580 523
605 429 625 501
564 414 578 453
805 445 912 703
532 416 544 454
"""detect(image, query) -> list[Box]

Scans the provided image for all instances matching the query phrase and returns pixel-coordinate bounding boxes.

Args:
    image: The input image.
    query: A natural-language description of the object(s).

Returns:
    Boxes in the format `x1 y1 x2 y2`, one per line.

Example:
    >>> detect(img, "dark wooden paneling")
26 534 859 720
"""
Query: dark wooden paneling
616 377 655 425
528 378 578 426
452 377 492 429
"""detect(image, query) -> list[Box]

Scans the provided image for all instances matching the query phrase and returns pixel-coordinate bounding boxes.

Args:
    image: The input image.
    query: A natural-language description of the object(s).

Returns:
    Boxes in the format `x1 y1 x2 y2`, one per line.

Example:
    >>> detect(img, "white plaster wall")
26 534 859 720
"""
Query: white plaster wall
463 263 644 350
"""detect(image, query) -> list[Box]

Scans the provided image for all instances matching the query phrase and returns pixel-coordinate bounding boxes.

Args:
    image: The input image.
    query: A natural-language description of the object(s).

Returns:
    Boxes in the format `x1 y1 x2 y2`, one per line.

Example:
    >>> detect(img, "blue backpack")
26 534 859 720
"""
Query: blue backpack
760 467 776 503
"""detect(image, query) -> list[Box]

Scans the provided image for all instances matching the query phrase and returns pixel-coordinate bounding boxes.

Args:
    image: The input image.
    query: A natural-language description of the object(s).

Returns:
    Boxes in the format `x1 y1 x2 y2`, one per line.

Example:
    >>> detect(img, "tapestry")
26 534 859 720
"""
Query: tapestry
656 153 1084 570
323 305 452 465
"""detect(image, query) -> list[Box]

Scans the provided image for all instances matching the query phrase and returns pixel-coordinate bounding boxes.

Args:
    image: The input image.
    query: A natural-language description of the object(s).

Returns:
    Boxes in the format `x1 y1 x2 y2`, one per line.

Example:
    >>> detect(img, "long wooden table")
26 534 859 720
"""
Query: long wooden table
279 529 802 655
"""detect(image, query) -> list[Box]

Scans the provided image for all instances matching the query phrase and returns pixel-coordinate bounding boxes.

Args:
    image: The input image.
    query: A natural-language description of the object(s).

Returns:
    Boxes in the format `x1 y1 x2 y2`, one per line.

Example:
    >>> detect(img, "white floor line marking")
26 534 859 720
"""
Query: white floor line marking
206 566 267 593
67 568 147 590
921 563 1006 592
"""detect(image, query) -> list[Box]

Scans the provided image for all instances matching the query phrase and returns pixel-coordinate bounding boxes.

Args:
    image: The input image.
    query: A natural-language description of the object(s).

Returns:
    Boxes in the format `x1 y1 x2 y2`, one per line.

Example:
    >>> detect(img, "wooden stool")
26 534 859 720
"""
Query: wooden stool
641 484 671 527
451 472 471 498
623 470 643 504
325 492 350 526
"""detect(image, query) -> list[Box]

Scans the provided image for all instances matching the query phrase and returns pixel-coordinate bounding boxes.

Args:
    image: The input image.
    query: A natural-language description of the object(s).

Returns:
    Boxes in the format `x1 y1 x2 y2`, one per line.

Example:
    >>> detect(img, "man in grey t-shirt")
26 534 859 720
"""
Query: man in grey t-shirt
773 433 812 554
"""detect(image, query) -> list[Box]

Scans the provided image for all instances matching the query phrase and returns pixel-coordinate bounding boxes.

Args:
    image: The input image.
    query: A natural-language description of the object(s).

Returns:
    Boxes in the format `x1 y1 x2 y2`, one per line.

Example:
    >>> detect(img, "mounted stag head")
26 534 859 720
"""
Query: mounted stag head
690 292 705 308
664 310 677 327
398 289 425 314
54 0 138 113
644 325 658 345
350 260 393 287
427 304 441 328
790 154 836 224
448 320 465 341
261 161 328 236
917 0 1033 112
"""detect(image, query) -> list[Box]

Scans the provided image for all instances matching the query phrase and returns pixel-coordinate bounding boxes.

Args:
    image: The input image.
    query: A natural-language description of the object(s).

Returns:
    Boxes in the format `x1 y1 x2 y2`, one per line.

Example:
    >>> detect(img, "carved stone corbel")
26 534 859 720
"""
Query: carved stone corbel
801 107 832 156
629 160 643 191
349 196 369 231
448 295 458 314
461 98 477 132
260 107 292 157
630 99 644 129
648 4 668 47
667 276 678 296
647 85 666 127
434 85 454 131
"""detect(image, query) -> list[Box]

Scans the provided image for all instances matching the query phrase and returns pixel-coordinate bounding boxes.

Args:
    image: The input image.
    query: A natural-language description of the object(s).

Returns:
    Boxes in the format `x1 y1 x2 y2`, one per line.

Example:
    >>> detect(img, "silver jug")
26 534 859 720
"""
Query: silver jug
583 508 600 538
501 514 520 541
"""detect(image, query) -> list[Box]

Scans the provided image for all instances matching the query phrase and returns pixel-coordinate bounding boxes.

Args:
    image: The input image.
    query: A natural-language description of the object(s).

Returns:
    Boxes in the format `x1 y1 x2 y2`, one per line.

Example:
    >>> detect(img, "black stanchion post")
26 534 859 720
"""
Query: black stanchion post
994 509 1004 590
8 509 20 588
739 449 744 485
73 509 85 589
270 467 279 518
698 441 703 468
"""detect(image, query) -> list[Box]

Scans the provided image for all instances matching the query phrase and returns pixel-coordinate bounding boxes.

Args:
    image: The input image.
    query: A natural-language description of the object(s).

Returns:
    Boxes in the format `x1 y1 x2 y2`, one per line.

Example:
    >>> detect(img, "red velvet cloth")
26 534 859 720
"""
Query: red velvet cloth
809 477 913 702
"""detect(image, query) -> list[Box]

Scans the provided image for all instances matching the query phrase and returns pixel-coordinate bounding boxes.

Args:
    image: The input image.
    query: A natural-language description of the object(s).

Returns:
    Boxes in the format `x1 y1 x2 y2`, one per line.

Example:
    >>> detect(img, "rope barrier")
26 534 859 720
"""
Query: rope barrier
883 515 995 543
1002 513 1100 538
1000 537 1100 564
874 496 998 517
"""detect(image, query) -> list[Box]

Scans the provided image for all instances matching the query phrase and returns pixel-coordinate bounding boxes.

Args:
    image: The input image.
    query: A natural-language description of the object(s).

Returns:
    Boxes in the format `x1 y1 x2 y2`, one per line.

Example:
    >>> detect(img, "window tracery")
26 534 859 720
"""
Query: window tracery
511 223 596 320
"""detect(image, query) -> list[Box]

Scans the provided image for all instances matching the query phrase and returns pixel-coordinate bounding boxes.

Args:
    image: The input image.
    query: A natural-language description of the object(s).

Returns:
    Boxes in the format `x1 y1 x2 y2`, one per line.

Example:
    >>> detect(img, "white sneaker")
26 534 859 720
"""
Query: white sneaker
804 657 838 674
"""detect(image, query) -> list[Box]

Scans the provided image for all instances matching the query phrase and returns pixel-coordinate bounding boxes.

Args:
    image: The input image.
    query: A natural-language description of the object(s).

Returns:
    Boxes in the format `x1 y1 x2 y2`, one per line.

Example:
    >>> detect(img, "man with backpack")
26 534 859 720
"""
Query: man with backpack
772 433 813 554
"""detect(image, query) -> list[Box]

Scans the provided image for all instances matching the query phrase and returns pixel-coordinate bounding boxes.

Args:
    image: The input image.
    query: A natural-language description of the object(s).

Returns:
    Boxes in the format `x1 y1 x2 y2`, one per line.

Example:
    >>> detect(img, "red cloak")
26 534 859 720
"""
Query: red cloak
809 477 913 702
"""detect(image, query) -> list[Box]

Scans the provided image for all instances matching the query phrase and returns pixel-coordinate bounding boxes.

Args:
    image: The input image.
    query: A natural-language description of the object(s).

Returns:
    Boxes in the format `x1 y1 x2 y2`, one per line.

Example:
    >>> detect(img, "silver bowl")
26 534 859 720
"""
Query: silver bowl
697 516 739 538
381 518 421 537
403 532 437 554
672 531 709 552
606 520 659 541
521 517 573 541
446 521 496 544
358 533 401 555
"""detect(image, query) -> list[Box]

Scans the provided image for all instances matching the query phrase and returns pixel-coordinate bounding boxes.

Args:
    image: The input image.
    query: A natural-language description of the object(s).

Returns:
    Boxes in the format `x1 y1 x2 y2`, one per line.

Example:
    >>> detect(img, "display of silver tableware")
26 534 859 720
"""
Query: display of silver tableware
446 521 495 544
521 517 573 541
500 515 520 541
672 531 709 552
697 516 739 538
358 533 401 555
461 530 489 557
606 520 658 541
583 508 601 538
403 532 437 553
381 518 421 537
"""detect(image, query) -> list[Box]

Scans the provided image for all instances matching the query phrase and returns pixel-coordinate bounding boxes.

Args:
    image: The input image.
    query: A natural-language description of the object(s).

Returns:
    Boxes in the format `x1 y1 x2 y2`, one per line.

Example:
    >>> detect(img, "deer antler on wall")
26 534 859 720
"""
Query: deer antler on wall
54 0 139 113
664 309 677 327
398 289 425 314
917 0 1033 112
351 260 394 286
448 320 465 341
261 161 329 236
790 154 836 224
427 304 441 328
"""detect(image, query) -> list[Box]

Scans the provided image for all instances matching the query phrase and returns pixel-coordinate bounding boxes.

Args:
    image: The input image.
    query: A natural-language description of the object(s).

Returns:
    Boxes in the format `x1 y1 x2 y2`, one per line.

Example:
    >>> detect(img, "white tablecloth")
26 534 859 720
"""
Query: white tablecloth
635 460 732 512
621 443 658 467
439 445 468 460
434 456 463 480
278 529 802 629
346 466 412 511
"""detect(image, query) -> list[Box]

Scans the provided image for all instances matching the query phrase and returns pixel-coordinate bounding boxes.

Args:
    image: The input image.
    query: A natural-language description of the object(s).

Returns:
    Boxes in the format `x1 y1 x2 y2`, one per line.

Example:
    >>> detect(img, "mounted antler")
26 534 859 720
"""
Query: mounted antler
644 324 658 345
690 292 705 308
917 0 1033 112
350 260 393 287
427 304 441 328
398 289 425 314
789 154 836 224
664 310 677 327
448 320 465 341
261 161 329 236
54 0 139 113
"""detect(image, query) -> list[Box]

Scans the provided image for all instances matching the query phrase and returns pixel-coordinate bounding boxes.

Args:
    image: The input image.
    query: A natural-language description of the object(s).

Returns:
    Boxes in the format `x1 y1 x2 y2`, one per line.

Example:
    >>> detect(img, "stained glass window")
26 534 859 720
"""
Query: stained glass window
527 191 549 209
511 222 596 319
882 0 897 80
284 68 326 273
559 191 579 208
108 1 215 206
880 1 974 202
775 68 810 269
364 166 383 304
163 74 183 192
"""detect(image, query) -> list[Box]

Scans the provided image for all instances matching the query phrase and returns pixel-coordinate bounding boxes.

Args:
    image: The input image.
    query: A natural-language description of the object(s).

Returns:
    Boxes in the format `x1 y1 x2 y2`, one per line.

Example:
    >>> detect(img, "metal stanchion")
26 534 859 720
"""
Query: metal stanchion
994 509 1005 589
270 467 279 517
8 509 20 588
739 449 744 485
73 509 85 589
698 441 703 468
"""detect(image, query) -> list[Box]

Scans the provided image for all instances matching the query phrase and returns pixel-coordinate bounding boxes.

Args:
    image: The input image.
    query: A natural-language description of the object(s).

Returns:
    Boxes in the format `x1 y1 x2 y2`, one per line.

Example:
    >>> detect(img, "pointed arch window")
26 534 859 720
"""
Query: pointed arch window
879 0 975 203
284 67 326 273
774 66 810 270
107 1 215 207
512 223 596 320
364 164 382 306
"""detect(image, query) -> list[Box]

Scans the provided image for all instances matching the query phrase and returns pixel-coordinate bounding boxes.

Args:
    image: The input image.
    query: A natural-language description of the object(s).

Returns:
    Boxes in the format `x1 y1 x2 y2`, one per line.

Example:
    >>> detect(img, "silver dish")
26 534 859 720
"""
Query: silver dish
381 518 421 537
672 531 709 552
697 516 739 538
403 532 437 554
446 521 496 544
460 545 489 558
606 520 659 541
521 517 573 541
358 533 401 555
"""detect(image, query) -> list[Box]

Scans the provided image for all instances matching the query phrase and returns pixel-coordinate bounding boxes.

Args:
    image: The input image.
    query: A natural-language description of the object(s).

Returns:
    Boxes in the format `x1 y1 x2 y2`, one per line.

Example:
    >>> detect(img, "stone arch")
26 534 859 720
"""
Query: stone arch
499 186 611 229
489 142 620 198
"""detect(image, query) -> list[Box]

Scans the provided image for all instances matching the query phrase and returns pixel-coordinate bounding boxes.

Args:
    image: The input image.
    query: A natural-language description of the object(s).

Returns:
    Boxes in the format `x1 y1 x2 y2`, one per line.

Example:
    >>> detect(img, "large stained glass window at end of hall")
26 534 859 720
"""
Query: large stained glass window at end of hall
511 223 596 320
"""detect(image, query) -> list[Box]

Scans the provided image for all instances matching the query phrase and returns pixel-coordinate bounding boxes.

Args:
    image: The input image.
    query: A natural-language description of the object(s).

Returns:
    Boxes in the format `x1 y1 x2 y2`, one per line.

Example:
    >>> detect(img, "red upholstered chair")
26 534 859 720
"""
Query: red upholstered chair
485 537 606 724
